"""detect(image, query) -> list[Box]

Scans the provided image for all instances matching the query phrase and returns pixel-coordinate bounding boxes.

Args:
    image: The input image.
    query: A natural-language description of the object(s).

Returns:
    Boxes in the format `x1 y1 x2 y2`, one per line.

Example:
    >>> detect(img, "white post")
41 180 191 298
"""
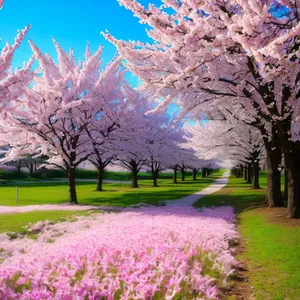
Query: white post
16 186 18 204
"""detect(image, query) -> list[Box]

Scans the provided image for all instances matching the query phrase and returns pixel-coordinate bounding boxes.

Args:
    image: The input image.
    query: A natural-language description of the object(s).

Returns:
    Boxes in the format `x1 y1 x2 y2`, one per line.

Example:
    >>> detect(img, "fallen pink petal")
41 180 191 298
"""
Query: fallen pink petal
0 206 238 299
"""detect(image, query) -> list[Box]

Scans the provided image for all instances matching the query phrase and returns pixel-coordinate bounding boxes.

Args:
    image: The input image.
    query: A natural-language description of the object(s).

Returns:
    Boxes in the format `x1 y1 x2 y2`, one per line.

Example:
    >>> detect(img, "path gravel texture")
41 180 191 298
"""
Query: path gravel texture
0 172 230 214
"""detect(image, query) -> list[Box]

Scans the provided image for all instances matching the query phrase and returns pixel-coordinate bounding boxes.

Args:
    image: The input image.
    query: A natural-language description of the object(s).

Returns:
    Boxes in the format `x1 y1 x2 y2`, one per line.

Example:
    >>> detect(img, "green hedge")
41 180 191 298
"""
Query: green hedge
0 169 174 181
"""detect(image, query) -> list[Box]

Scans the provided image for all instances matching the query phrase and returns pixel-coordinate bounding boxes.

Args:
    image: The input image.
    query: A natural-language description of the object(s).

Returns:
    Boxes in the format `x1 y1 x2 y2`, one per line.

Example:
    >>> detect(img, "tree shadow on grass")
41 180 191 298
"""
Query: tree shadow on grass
193 179 270 215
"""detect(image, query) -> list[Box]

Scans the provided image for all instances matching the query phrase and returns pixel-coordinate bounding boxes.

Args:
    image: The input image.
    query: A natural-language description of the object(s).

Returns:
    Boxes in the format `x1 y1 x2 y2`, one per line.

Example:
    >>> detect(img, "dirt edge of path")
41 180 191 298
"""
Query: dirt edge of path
219 232 255 300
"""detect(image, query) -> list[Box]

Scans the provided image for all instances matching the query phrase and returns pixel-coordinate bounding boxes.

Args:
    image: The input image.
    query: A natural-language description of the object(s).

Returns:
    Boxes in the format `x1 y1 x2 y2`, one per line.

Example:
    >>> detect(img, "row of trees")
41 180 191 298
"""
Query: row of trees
106 0 300 218
0 0 216 204
185 121 265 190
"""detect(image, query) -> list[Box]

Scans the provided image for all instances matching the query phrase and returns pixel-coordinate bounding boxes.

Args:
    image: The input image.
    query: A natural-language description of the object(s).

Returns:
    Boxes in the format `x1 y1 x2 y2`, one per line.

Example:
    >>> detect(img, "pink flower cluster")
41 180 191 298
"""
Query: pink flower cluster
0 206 238 299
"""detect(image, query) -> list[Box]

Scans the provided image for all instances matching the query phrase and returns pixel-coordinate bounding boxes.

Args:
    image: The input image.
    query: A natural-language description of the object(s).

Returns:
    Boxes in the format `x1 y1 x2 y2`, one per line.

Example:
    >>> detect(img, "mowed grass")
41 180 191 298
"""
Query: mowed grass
0 210 94 234
194 174 266 212
194 172 300 300
240 211 300 300
0 172 224 233
0 172 224 207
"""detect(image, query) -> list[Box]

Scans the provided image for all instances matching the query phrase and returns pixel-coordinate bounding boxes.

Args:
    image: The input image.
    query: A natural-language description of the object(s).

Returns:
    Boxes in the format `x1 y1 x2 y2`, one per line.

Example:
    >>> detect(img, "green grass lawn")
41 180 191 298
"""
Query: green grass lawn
194 174 266 213
0 172 224 234
240 211 300 300
0 210 94 234
194 172 300 300
0 172 224 207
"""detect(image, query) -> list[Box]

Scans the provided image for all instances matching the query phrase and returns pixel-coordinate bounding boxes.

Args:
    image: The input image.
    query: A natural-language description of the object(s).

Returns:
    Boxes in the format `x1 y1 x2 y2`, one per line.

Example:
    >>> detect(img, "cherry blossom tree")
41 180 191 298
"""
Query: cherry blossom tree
0 0 33 171
142 114 183 187
88 149 116 191
185 122 265 189
105 0 300 217
80 58 127 191
109 88 153 188
166 144 202 182
143 130 171 187
1 40 125 204
21 155 44 177
0 0 32 105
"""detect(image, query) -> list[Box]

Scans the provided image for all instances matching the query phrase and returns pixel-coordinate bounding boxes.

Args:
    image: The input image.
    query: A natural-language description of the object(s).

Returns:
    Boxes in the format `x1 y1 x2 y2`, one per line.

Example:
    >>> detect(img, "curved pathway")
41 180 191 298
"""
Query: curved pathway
164 171 230 207
0 172 230 215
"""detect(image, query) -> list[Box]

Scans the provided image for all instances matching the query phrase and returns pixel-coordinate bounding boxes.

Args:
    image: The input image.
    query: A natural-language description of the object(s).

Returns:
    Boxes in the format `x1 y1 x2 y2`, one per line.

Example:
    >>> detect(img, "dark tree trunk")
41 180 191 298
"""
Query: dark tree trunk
202 168 207 178
275 116 300 218
284 167 288 201
251 162 260 189
30 168 34 177
284 143 300 218
265 144 283 207
193 169 197 180
207 169 211 177
16 161 22 174
181 169 185 181
131 169 139 188
68 167 78 204
152 171 158 187
247 164 252 184
96 166 104 191
244 166 248 181
241 165 244 178
173 167 178 184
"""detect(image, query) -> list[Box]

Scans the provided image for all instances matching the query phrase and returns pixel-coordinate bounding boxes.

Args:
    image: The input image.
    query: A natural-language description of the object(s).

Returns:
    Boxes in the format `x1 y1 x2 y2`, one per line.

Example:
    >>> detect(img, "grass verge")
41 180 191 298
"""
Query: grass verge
194 172 300 300
0 210 97 234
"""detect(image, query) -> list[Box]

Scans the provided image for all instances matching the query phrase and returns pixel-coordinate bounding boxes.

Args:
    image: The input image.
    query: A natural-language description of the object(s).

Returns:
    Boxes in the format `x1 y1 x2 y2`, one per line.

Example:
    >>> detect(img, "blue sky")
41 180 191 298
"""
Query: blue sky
0 0 162 68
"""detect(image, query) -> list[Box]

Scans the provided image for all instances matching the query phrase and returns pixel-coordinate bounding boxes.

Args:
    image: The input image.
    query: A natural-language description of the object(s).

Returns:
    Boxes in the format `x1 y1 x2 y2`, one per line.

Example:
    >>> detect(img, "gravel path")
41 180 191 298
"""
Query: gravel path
164 172 230 207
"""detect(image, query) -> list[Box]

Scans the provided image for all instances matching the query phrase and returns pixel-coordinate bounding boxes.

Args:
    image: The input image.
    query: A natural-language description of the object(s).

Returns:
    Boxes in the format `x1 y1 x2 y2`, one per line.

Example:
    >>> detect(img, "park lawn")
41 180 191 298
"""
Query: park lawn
0 172 224 207
194 173 300 300
0 210 94 234
240 210 300 300
0 172 224 234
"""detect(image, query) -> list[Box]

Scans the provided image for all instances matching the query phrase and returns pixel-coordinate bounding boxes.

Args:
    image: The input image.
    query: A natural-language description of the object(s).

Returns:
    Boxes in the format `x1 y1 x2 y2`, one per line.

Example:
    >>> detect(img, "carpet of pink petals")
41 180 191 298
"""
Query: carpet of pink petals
0 206 238 299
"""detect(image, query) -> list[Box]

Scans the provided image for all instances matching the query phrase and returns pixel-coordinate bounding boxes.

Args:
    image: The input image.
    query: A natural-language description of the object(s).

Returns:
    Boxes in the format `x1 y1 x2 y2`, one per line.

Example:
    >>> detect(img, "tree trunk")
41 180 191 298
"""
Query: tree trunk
247 164 252 184
244 166 248 181
152 171 158 187
96 166 104 191
241 165 244 178
181 169 185 181
284 143 300 218
68 168 78 204
173 167 178 184
284 167 288 201
265 145 283 207
29 166 34 177
202 168 207 178
193 169 197 180
251 162 260 189
275 117 300 218
131 169 139 188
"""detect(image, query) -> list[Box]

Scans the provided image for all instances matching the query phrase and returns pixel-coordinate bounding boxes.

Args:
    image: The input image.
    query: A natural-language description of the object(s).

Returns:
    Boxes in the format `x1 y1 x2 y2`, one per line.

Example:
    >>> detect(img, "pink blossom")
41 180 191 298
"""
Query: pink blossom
0 206 238 299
